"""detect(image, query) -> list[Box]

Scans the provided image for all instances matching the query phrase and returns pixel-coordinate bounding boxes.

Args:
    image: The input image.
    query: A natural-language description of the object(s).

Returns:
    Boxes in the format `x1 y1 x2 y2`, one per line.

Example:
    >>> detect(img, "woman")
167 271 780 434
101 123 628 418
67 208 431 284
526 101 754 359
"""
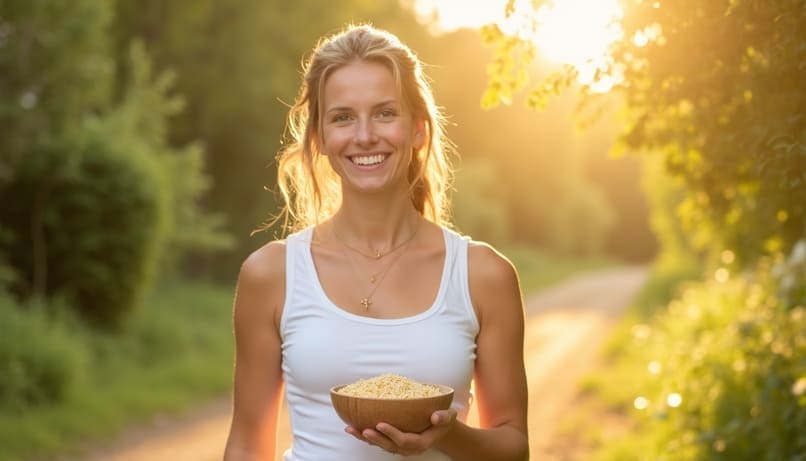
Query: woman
224 24 528 460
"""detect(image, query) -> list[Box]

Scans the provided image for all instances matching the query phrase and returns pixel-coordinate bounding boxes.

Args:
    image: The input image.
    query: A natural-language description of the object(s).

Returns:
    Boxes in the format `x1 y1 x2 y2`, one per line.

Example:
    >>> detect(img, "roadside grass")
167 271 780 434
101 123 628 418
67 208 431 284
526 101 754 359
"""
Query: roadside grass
501 243 617 293
536 258 702 460
0 280 235 461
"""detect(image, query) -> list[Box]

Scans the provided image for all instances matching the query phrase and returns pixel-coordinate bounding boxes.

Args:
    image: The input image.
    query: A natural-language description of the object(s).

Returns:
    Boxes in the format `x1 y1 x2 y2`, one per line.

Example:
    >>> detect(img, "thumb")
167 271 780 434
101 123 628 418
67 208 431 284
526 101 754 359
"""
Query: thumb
431 409 455 426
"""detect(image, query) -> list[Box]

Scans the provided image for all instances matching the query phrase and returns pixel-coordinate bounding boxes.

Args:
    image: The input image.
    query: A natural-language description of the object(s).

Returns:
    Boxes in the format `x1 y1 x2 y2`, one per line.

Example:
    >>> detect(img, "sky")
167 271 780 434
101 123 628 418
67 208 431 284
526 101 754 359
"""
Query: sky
413 0 624 68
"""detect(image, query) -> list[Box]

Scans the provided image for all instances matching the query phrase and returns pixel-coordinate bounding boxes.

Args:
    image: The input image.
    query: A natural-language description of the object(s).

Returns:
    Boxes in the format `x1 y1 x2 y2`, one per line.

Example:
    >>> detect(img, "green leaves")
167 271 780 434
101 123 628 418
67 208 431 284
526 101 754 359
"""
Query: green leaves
481 2 806 459
482 0 806 268
480 24 535 108
621 255 806 460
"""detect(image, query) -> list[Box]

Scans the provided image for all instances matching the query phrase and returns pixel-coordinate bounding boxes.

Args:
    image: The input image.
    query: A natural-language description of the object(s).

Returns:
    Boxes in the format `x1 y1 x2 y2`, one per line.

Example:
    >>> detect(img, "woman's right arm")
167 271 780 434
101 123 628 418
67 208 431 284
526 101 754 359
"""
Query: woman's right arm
224 242 286 460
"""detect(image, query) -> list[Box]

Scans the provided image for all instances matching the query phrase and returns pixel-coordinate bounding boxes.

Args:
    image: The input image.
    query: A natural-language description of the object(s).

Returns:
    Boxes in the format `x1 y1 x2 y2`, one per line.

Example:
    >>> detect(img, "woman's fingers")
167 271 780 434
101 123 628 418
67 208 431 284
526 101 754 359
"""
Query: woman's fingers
348 411 457 456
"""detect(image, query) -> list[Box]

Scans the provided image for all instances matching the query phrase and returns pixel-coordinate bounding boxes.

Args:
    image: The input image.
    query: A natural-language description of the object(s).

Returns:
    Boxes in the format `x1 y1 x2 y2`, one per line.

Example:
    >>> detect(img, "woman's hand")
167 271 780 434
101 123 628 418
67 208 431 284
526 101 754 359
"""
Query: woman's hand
345 408 457 456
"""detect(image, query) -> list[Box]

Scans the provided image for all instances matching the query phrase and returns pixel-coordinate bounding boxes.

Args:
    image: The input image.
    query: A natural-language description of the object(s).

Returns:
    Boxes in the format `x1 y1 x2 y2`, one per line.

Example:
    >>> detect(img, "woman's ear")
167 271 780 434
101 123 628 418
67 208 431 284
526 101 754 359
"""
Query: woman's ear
412 119 426 150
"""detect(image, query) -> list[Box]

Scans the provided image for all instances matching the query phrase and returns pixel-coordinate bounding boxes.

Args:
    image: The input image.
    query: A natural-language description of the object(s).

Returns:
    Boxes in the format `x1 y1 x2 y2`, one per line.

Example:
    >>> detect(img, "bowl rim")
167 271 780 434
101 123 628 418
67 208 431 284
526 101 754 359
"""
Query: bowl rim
329 383 454 401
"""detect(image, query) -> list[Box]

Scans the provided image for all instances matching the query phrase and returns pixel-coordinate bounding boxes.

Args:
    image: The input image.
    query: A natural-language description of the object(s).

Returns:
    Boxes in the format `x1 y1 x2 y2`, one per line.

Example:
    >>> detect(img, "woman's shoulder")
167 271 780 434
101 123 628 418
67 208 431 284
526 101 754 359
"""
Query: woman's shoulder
238 239 288 288
465 239 523 325
234 240 288 328
466 239 518 285
438 226 516 280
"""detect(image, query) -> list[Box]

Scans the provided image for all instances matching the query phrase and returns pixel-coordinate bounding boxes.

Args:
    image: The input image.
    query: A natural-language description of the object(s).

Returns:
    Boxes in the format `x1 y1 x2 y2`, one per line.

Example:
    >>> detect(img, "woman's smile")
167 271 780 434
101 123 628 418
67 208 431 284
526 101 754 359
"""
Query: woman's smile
349 152 389 167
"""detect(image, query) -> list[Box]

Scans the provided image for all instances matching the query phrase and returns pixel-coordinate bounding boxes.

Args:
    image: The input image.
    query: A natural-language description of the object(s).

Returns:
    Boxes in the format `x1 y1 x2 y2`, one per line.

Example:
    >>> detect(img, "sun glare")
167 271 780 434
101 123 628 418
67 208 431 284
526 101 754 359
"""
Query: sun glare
414 0 624 91
530 0 623 66
414 0 511 32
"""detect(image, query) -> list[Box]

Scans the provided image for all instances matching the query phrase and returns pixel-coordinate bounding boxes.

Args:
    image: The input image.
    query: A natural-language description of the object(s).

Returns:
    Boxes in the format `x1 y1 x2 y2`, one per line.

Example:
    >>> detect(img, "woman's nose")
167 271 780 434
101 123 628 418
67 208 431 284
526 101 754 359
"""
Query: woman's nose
354 118 377 145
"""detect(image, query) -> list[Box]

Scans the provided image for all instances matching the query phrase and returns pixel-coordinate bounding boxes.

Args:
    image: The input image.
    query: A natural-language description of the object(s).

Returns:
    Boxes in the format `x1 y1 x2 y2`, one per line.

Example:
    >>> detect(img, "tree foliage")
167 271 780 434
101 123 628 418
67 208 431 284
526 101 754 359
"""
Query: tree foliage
0 1 229 325
481 2 806 459
0 0 113 174
424 29 632 257
483 0 806 267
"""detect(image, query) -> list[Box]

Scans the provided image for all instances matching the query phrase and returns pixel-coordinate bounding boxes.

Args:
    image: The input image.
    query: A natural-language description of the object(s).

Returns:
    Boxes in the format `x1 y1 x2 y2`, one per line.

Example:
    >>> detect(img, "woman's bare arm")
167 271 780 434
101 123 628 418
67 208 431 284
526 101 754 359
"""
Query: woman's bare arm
224 242 286 460
436 242 529 461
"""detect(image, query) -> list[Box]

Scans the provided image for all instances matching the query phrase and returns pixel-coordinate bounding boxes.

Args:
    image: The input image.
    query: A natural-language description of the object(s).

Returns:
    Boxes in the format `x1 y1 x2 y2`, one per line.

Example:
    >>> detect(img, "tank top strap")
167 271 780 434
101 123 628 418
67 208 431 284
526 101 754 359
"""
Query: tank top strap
441 228 478 329
280 226 315 334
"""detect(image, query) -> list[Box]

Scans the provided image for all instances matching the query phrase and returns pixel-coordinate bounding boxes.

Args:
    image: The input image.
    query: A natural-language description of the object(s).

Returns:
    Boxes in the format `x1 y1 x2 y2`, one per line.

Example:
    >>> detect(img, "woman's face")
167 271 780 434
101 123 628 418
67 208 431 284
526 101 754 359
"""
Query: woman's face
320 60 423 197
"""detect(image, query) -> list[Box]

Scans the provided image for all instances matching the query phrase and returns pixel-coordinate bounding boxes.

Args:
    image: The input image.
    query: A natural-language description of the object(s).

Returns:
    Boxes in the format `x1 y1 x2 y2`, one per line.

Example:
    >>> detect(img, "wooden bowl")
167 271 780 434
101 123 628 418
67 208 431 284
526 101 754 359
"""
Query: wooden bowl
330 384 454 433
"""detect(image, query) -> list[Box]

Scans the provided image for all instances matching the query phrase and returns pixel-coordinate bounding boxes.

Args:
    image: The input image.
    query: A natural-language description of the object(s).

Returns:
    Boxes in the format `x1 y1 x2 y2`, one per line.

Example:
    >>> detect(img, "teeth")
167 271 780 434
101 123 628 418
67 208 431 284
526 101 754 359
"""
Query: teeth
352 154 385 166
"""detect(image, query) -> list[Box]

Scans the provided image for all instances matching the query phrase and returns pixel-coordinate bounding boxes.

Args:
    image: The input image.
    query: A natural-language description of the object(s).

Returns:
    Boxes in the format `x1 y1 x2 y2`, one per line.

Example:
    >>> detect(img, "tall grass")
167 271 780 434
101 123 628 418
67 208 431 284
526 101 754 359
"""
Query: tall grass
0 281 235 461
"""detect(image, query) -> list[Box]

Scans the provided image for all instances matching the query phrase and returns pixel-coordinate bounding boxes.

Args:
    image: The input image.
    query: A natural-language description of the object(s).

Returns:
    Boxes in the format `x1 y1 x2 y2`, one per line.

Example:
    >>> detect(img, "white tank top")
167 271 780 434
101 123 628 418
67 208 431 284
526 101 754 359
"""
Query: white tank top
280 226 479 461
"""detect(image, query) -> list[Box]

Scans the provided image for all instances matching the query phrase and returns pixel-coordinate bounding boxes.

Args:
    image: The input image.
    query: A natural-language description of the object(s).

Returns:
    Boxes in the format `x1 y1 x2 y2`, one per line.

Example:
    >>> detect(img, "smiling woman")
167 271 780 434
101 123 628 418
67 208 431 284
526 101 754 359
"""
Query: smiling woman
225 24 529 461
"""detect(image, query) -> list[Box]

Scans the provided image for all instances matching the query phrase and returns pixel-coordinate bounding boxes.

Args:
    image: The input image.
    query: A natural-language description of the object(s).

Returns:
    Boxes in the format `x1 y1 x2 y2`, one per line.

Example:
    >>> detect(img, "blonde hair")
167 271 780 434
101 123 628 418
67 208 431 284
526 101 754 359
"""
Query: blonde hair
268 24 454 234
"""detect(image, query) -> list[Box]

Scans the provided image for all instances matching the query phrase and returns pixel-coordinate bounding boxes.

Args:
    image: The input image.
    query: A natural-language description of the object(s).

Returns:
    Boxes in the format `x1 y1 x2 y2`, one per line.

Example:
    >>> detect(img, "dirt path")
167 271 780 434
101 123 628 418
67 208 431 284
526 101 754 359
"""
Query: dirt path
64 266 647 461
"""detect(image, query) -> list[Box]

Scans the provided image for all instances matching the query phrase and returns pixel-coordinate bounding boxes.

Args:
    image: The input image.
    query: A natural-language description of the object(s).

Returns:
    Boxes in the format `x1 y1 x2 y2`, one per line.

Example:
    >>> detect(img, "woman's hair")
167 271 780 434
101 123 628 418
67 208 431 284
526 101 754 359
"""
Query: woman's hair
267 24 454 234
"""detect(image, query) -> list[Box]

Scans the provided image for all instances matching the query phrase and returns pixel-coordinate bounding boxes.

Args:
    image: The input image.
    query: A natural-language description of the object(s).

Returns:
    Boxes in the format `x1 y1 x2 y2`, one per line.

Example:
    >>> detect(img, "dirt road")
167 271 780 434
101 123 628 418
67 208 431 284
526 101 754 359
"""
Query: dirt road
69 266 647 461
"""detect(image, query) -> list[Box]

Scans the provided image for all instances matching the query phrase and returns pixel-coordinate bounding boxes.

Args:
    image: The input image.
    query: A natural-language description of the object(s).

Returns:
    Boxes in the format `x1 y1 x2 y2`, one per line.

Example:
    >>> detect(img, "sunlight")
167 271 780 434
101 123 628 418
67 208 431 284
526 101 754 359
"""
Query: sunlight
414 0 624 92
413 0 510 32
530 0 623 67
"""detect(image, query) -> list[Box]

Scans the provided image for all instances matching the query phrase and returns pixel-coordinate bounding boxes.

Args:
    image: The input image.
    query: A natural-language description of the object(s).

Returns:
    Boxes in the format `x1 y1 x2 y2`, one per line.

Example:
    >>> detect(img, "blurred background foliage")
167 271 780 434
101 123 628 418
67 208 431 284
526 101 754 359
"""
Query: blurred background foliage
485 0 805 268
481 0 805 459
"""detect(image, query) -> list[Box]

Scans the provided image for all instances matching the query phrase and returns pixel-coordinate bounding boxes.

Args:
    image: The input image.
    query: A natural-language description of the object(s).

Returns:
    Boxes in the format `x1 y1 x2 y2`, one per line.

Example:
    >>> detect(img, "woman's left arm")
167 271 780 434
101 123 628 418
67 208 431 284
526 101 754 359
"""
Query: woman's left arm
435 242 529 460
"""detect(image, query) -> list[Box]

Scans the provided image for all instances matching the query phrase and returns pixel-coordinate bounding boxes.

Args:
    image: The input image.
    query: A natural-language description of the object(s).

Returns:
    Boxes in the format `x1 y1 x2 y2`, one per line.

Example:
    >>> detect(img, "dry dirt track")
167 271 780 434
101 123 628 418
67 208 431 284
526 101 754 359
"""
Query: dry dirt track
66 266 647 461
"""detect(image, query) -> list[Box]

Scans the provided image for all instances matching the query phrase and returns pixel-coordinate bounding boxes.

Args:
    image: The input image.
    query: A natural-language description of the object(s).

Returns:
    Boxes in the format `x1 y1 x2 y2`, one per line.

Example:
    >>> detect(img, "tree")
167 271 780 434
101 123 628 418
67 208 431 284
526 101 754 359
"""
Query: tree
0 0 113 174
423 29 622 256
0 1 228 325
480 3 806 459
482 0 806 267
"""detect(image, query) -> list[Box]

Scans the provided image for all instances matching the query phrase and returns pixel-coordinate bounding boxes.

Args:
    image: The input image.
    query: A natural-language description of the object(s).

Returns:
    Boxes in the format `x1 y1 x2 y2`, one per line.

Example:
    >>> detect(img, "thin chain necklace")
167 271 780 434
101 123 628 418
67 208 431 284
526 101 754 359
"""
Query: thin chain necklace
335 219 421 310
332 218 420 259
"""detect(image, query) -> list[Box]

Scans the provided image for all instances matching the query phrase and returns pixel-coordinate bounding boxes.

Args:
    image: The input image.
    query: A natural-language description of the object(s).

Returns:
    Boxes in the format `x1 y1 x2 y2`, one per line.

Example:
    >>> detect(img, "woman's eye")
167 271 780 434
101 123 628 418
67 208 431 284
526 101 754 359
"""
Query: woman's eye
332 113 352 123
376 109 397 119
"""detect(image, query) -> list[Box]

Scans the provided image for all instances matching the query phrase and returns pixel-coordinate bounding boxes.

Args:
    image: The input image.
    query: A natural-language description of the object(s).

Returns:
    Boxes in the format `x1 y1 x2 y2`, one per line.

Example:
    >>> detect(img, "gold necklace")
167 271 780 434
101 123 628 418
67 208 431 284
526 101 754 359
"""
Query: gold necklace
343 243 410 310
332 219 421 259
336 220 421 310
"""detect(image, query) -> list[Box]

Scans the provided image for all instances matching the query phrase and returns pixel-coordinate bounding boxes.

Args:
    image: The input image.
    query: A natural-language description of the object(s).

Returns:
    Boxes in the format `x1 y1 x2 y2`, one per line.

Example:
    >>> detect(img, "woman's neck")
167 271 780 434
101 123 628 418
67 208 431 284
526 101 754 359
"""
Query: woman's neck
331 193 421 251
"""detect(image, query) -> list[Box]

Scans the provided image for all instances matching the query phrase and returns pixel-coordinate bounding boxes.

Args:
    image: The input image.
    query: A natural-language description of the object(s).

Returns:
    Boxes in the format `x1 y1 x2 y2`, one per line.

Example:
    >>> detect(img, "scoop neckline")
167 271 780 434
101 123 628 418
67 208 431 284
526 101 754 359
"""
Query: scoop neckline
302 226 451 325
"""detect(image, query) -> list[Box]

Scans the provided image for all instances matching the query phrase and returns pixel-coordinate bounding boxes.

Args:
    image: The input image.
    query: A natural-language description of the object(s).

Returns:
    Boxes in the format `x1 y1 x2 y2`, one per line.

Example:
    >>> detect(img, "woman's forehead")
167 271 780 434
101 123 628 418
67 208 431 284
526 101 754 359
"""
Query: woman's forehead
323 61 401 109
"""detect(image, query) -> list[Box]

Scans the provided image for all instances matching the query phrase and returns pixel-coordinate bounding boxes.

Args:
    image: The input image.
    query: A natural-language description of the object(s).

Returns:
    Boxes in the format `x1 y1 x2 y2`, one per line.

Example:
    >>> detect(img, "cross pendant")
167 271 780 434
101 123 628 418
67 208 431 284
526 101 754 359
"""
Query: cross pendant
360 298 372 310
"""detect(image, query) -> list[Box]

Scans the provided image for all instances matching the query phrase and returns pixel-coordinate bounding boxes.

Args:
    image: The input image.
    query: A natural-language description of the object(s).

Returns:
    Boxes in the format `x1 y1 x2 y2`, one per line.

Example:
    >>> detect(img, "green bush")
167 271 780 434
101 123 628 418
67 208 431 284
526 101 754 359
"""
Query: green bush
0 294 89 409
612 255 806 461
0 127 166 328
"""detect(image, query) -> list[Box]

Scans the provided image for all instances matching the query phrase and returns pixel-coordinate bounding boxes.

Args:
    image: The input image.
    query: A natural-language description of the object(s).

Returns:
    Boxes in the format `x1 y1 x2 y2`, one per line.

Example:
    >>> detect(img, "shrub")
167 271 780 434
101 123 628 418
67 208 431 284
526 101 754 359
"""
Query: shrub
0 294 89 409
619 255 806 461
0 126 167 328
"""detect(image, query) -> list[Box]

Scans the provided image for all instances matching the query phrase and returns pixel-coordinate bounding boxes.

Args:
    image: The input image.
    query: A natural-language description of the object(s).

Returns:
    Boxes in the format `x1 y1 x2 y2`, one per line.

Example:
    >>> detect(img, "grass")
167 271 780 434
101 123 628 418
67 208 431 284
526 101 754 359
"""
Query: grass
501 243 618 293
0 280 235 461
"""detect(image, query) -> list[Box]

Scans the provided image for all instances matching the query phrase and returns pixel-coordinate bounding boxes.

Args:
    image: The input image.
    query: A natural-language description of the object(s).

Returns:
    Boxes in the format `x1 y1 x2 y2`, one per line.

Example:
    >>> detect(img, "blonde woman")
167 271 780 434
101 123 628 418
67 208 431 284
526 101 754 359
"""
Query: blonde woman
224 24 528 461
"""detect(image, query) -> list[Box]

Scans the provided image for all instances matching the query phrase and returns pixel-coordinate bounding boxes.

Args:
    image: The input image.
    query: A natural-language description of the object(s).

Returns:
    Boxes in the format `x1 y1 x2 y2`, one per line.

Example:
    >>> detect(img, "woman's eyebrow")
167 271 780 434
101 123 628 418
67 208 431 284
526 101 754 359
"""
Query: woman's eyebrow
373 99 399 108
325 105 352 114
325 100 399 114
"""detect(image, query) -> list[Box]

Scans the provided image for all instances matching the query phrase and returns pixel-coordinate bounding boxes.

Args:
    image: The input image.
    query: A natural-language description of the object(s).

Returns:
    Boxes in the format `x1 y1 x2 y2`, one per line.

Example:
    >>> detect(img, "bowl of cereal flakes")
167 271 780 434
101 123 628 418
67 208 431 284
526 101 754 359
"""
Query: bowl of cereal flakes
330 373 454 433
